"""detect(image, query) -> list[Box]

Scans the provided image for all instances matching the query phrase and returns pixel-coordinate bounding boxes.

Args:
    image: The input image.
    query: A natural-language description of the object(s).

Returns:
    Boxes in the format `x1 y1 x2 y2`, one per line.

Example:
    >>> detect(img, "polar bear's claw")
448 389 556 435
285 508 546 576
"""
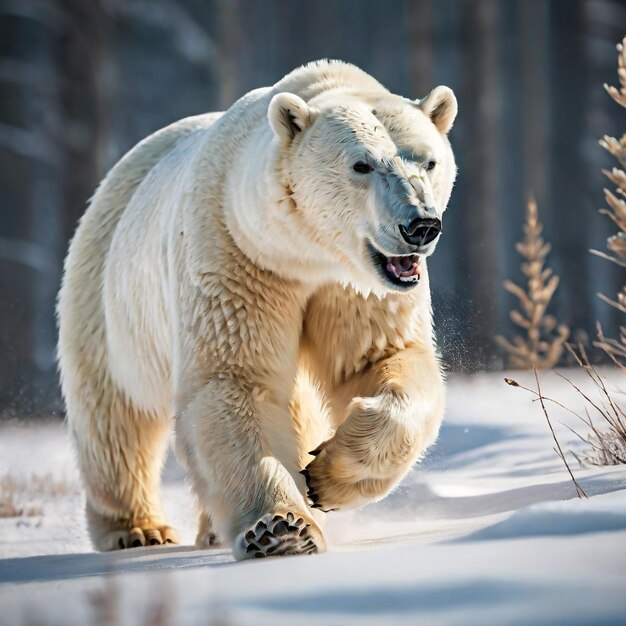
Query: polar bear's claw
300 468 319 506
236 513 320 560
301 466 335 512
101 525 179 550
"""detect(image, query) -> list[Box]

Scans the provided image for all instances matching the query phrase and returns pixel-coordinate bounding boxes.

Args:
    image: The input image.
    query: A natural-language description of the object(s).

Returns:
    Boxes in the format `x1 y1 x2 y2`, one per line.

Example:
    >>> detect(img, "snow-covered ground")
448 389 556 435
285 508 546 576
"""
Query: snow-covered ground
0 370 625 625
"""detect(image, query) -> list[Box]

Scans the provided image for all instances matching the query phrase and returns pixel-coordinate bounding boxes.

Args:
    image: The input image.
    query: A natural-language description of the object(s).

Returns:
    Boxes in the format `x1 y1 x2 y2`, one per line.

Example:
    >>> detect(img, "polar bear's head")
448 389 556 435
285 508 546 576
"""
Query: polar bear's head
267 86 457 296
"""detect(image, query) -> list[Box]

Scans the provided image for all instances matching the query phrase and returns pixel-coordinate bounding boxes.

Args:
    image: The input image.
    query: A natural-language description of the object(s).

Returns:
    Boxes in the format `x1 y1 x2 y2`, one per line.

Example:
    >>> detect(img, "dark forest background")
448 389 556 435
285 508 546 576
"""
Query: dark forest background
1 0 625 417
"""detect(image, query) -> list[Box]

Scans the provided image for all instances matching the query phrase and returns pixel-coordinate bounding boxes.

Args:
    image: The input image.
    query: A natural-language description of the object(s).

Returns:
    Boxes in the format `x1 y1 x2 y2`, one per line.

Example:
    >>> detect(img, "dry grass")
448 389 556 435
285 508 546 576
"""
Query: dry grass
506 344 625 474
0 473 76 518
496 197 569 368
566 345 626 466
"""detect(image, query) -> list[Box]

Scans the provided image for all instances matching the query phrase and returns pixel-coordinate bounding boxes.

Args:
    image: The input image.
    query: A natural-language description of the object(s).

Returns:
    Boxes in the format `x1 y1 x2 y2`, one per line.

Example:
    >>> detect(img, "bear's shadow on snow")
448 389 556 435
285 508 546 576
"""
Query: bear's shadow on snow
358 473 625 527
457 499 626 542
420 422 513 470
0 545 232 585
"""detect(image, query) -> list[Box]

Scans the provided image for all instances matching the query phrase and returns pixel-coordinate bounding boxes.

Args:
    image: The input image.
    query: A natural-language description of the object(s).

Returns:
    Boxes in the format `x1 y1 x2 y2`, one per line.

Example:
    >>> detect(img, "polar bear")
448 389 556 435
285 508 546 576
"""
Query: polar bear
57 60 457 559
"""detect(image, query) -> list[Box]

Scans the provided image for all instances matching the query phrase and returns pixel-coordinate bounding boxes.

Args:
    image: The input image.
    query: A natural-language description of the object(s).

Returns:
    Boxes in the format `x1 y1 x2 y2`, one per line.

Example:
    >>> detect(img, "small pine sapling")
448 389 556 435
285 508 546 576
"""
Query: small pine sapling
496 198 569 368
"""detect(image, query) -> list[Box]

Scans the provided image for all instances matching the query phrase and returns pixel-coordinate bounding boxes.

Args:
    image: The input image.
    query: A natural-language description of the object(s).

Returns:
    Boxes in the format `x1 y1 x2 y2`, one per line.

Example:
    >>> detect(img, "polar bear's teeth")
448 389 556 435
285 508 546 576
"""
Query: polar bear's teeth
399 275 419 283
386 254 420 279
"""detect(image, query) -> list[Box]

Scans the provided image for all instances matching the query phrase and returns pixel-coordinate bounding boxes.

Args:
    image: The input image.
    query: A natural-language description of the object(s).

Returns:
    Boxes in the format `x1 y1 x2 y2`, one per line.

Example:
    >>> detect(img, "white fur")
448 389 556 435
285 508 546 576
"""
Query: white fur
57 60 457 558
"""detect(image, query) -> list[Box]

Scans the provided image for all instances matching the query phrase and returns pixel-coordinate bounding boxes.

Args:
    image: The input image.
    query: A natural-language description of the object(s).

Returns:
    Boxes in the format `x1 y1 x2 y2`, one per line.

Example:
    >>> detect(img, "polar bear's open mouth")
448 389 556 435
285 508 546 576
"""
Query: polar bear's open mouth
367 242 421 290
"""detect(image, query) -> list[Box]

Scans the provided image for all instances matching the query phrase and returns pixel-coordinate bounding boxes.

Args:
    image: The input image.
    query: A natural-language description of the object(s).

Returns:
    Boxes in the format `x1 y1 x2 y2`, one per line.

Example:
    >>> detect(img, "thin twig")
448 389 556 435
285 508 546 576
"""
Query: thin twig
505 373 588 498
560 422 598 448
554 370 613 424
532 366 588 498
563 344 626 435
505 378 588 422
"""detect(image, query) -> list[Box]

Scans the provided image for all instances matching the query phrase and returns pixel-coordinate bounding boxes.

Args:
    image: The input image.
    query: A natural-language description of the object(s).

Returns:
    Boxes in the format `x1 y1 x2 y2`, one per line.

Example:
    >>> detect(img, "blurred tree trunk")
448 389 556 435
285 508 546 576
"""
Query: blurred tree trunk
408 0 433 98
60 0 108 230
0 7 36 413
519 0 549 210
548 0 592 338
459 0 502 367
216 0 241 108
22 14 63 384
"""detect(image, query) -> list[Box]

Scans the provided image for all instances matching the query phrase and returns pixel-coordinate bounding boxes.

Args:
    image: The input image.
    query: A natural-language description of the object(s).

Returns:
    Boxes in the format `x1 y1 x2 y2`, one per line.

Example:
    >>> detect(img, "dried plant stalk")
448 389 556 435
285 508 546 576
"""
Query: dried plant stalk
565 343 626 466
591 37 626 366
496 198 569 368
595 322 626 373
505 372 587 498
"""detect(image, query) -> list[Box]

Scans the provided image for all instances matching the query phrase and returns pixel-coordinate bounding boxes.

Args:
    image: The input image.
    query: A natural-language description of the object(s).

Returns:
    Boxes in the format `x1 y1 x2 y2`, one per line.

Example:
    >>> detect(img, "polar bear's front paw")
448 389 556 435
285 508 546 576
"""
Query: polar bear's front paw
301 448 357 512
233 513 325 560
301 443 384 512
302 394 421 511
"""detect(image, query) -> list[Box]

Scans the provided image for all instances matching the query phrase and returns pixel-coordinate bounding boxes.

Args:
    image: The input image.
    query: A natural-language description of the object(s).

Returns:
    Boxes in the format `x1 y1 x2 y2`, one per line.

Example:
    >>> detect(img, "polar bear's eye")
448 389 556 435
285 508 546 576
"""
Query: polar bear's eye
353 161 374 174
425 160 437 172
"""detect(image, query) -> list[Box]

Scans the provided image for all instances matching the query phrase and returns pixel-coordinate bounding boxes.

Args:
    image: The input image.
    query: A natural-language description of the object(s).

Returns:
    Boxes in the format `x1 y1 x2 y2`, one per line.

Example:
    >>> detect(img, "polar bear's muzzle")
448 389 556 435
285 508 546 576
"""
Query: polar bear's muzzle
365 216 442 291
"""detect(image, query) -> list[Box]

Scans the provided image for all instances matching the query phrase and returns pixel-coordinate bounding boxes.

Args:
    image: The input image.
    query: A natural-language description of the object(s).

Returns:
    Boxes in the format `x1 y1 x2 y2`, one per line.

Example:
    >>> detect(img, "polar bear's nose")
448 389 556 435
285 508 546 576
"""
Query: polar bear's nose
398 217 442 247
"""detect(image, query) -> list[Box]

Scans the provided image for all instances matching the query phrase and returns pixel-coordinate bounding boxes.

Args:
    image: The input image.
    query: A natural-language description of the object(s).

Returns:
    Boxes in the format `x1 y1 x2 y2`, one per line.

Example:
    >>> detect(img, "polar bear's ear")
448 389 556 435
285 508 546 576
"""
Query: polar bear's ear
418 86 458 134
268 92 316 143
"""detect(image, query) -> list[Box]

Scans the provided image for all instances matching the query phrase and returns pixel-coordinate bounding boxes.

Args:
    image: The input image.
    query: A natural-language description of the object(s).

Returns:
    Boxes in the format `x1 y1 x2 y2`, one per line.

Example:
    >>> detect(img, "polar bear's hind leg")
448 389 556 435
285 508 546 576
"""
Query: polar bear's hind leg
57 115 218 551
65 368 179 550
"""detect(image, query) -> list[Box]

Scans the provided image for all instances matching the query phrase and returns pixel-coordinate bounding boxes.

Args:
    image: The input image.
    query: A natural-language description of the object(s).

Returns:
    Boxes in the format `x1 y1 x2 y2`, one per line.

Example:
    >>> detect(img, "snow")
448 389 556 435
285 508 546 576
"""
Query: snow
0 369 625 625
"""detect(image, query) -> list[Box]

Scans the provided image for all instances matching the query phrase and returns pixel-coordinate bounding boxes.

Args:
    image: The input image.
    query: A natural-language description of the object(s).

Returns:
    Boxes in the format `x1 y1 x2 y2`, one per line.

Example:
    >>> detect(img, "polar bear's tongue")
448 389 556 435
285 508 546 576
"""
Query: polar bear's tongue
386 255 420 278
